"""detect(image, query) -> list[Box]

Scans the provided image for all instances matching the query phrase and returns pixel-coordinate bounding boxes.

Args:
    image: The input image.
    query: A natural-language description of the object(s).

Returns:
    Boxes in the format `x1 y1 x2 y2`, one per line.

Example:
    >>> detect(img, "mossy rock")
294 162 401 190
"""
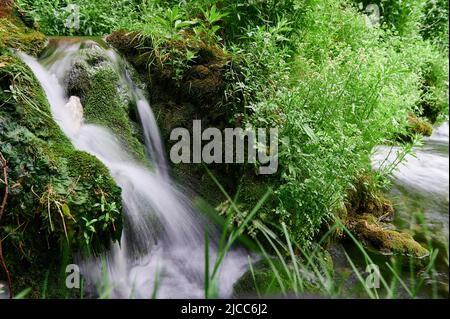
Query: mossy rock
1 53 123 296
233 256 329 298
347 214 429 259
106 29 247 206
343 174 428 260
107 29 281 245
63 44 147 162
0 14 45 56
406 115 433 137
345 174 394 222
395 115 434 143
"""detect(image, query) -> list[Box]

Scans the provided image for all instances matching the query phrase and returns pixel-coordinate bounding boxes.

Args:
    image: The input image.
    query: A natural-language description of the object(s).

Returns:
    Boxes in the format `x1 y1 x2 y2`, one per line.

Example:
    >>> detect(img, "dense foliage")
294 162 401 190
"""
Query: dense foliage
13 0 449 246
1 0 448 298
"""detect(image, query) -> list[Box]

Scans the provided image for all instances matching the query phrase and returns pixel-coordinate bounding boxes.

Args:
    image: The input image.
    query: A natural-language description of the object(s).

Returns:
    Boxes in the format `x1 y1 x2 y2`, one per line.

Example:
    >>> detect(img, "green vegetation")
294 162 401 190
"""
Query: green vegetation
0 16 45 55
41 0 446 247
1 0 448 298
204 170 444 299
1 13 123 296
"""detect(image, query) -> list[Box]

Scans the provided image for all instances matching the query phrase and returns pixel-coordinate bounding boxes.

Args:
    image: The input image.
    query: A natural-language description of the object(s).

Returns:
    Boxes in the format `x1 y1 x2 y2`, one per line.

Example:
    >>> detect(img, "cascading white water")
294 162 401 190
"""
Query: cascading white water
19 39 249 298
371 122 449 240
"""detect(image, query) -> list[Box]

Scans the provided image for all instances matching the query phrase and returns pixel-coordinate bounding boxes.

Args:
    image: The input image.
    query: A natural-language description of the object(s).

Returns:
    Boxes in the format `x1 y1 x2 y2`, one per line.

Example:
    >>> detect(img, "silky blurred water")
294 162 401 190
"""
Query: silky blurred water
372 122 449 241
19 39 249 299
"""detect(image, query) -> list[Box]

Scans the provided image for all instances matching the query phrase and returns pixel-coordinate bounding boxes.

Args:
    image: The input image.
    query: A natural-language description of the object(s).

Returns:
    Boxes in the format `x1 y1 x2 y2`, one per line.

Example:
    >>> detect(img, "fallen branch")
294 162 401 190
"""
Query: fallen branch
0 152 12 298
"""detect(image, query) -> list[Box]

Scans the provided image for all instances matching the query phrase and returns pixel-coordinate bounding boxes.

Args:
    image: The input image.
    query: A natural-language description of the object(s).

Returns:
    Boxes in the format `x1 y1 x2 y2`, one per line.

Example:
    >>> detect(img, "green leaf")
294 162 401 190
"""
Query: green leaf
61 203 71 217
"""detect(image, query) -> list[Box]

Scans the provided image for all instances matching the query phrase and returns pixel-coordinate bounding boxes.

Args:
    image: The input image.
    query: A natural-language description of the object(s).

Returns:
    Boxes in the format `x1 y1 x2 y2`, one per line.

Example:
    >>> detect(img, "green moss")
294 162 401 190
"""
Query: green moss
233 257 324 298
1 54 123 296
381 230 429 257
1 23 126 293
394 115 434 143
84 68 138 153
65 47 146 162
0 17 45 56
107 29 231 111
419 53 449 124
348 214 429 258
407 115 433 136
232 260 281 297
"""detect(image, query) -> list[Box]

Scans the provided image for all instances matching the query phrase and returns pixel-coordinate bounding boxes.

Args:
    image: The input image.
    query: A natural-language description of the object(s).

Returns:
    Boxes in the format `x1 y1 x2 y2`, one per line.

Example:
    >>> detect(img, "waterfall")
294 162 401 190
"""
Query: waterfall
18 39 248 298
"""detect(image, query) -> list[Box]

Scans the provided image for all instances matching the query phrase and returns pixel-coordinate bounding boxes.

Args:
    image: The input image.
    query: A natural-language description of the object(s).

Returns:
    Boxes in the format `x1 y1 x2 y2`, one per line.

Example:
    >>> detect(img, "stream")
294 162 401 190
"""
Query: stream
370 122 449 296
372 123 448 244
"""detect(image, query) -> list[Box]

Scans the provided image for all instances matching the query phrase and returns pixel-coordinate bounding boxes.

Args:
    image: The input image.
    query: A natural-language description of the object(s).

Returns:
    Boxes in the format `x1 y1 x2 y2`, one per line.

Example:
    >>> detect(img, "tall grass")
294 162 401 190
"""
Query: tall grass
203 169 446 299
10 176 446 299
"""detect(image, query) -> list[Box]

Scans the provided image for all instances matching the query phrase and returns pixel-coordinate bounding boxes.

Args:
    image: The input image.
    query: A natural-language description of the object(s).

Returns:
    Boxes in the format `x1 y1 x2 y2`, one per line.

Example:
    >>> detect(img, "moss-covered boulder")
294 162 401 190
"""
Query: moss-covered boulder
106 30 240 206
0 53 123 257
233 248 333 298
343 175 429 259
62 42 146 162
1 15 123 296
395 114 434 143
104 30 148 68
347 214 429 258
106 30 233 133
